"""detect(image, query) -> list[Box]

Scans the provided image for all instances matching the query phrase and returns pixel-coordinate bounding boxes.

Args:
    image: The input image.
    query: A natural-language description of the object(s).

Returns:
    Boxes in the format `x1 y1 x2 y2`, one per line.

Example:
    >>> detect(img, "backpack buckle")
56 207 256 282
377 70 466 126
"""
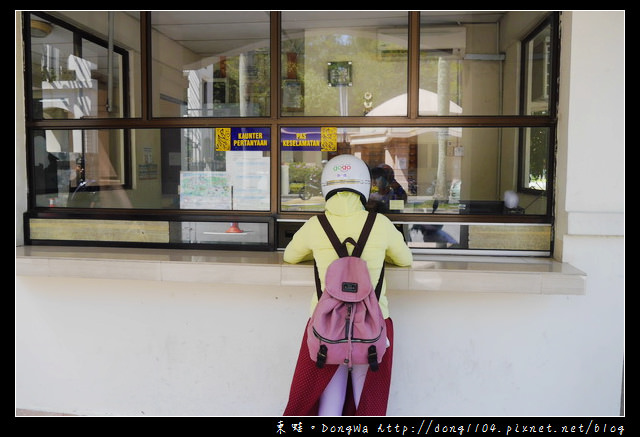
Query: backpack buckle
316 345 328 368
368 345 379 371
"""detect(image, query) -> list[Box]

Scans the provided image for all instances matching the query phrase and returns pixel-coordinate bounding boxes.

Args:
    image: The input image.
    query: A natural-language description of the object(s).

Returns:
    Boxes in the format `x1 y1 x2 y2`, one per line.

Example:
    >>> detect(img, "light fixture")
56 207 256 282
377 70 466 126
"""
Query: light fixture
31 19 53 38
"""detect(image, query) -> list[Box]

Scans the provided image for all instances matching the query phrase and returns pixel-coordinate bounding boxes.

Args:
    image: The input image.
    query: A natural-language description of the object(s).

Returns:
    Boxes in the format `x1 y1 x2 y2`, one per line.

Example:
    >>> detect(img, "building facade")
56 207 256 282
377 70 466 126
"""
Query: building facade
15 11 624 417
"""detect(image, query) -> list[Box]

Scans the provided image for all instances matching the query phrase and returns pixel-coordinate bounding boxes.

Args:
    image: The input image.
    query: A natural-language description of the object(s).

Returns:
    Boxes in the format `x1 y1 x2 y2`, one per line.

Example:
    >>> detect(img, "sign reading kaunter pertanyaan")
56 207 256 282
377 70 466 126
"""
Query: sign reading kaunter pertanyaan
215 127 270 151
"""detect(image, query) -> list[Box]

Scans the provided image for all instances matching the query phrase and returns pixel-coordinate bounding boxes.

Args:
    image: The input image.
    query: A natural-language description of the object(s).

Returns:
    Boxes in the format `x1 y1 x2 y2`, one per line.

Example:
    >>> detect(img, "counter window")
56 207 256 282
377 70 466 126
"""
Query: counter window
22 11 560 253
32 128 271 211
280 127 549 216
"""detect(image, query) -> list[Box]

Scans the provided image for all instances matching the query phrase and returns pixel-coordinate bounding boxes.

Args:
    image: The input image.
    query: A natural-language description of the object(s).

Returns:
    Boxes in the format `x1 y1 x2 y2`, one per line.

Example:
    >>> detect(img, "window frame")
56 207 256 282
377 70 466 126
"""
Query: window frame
24 12 134 197
24 11 132 120
21 11 560 253
517 13 559 197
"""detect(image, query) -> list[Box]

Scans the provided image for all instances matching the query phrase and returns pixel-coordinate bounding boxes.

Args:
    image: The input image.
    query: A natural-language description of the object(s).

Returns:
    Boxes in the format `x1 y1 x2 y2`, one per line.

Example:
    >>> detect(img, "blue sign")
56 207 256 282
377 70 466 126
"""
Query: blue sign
280 127 337 151
216 127 270 151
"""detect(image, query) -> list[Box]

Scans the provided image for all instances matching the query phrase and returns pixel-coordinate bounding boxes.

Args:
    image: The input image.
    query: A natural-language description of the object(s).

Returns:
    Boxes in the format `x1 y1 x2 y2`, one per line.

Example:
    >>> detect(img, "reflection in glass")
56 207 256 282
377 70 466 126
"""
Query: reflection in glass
281 11 408 116
151 11 270 117
402 222 551 253
33 128 270 211
33 129 128 208
369 164 408 213
418 13 466 116
29 12 133 119
171 221 270 247
518 17 554 193
418 11 552 116
408 224 459 247
522 20 552 116
280 127 548 216
520 126 549 193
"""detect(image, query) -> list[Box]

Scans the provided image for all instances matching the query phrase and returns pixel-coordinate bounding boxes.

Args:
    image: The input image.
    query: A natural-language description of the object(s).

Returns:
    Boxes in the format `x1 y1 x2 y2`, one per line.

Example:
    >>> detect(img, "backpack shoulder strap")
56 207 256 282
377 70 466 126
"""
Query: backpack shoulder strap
356 212 384 300
351 211 377 258
317 213 350 258
318 212 377 258
315 213 347 300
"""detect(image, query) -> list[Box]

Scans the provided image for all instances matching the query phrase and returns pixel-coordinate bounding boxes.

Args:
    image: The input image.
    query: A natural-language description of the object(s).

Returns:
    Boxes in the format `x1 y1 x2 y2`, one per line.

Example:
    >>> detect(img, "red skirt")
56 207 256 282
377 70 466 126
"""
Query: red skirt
283 318 394 416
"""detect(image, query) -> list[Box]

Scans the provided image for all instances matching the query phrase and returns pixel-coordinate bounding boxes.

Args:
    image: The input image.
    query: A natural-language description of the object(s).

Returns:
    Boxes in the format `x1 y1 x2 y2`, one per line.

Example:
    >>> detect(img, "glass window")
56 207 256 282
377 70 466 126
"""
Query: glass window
280 126 548 216
172 220 271 248
518 15 556 193
32 128 271 211
28 11 138 119
402 222 551 253
521 18 553 116
519 126 550 193
281 11 408 116
22 11 560 254
419 11 551 116
28 216 273 249
151 11 270 117
32 129 128 208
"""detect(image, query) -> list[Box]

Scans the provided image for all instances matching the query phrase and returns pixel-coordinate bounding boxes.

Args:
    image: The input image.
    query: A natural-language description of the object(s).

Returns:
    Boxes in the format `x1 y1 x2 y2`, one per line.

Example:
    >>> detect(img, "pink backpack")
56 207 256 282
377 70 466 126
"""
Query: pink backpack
307 212 387 371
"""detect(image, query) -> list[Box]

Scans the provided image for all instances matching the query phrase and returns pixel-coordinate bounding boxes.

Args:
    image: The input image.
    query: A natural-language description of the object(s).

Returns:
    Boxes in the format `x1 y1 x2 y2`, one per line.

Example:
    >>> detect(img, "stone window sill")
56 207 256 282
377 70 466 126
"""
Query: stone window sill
15 246 586 295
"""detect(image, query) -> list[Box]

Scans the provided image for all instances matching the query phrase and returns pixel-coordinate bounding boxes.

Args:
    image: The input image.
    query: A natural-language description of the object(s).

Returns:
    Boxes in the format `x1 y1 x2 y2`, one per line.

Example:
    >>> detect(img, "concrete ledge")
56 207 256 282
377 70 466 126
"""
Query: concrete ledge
15 408 78 416
15 246 586 295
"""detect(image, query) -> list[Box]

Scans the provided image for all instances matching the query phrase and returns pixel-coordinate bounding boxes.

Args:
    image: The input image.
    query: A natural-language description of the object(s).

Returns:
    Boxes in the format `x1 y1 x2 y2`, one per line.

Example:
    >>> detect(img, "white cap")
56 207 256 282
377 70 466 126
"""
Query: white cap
321 155 371 204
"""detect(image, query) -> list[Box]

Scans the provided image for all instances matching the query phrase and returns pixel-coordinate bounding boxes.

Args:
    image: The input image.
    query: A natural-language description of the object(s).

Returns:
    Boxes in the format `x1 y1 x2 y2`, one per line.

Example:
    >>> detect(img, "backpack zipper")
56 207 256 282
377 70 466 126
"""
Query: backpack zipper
311 303 383 344
346 303 353 366
345 303 352 339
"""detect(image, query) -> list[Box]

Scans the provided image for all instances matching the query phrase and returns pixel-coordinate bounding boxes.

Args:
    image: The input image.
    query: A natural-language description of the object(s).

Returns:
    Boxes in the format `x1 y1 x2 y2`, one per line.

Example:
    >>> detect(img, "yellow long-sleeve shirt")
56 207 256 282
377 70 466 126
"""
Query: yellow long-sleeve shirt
283 191 413 318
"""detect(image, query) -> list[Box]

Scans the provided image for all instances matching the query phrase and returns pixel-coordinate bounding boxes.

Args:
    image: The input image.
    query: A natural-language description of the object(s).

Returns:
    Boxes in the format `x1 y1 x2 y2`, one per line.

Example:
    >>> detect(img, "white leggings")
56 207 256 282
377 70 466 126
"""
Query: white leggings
317 364 368 416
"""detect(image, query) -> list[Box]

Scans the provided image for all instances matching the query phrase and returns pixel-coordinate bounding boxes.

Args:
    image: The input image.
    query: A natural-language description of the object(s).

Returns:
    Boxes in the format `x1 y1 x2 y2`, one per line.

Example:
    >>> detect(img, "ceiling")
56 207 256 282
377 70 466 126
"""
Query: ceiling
148 11 506 58
32 11 507 68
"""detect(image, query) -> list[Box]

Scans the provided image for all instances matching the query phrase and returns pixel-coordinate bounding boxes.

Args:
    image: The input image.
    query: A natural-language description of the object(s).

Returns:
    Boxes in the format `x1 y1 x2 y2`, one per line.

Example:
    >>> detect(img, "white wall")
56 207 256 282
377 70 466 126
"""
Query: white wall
15 11 624 416
15 277 311 415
